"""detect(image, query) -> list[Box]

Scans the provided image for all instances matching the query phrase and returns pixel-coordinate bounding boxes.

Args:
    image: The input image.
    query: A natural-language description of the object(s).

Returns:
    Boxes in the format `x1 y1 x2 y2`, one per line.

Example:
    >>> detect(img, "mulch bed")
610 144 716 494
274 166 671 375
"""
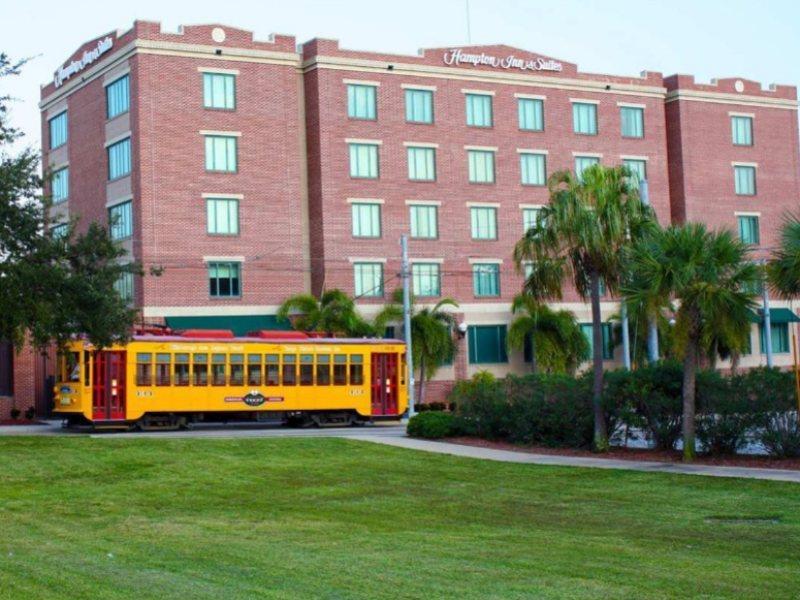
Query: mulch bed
446 436 800 471
0 419 48 426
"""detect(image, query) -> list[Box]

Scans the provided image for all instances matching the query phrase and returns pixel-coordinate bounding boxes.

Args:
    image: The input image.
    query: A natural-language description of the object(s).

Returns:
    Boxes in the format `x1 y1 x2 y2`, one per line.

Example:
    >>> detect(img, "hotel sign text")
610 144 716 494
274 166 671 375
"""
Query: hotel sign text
442 49 562 73
54 37 114 88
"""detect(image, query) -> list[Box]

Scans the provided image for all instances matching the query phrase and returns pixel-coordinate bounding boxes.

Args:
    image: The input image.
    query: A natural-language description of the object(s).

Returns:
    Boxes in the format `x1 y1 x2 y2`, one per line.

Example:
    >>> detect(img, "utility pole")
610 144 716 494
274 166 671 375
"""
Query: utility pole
621 303 631 369
761 259 773 368
640 179 659 363
401 234 416 418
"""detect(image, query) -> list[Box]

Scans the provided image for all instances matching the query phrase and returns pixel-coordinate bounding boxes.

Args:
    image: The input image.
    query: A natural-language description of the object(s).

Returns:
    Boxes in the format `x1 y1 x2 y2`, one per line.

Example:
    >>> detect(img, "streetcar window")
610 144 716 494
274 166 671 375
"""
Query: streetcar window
316 355 331 386
84 351 91 386
174 353 190 386
350 354 364 386
282 354 296 386
212 354 226 386
156 353 171 386
136 353 152 386
193 354 208 386
300 354 314 386
230 354 244 386
265 354 279 386
66 352 80 382
247 354 262 385
333 354 347 385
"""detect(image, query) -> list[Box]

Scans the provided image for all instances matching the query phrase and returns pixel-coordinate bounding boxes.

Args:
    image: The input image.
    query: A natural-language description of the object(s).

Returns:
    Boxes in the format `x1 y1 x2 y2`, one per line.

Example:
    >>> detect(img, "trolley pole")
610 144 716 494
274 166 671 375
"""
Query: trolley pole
640 179 659 363
401 234 416 418
761 260 773 368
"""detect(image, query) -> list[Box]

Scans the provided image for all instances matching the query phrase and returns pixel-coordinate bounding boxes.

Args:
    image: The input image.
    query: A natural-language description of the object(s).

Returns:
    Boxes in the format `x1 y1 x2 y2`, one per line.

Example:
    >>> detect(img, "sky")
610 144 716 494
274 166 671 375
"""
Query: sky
1 0 799 151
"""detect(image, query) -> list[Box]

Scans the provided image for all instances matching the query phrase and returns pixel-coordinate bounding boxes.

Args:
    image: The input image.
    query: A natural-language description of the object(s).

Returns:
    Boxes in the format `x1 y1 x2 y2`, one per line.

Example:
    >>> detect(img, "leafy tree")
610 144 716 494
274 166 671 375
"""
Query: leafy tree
767 213 800 298
374 289 458 406
506 294 589 375
513 164 654 451
0 53 138 351
277 289 374 337
624 223 759 461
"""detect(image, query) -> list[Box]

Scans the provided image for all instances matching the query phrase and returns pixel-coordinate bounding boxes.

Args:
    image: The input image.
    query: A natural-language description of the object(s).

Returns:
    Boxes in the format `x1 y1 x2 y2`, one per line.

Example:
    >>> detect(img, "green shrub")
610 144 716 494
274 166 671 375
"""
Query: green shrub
758 412 800 458
417 402 448 412
449 372 508 439
407 411 457 439
696 369 753 455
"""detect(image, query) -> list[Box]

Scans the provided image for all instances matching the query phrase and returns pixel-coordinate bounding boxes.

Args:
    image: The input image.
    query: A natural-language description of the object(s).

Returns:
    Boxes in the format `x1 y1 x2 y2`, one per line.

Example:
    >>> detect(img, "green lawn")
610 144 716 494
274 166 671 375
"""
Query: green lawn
1 437 798 599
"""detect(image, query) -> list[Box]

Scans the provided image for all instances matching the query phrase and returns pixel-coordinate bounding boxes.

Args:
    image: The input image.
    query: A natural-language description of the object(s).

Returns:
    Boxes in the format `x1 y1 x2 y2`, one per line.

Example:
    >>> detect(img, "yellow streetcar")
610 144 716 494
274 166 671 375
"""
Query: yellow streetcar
54 329 408 429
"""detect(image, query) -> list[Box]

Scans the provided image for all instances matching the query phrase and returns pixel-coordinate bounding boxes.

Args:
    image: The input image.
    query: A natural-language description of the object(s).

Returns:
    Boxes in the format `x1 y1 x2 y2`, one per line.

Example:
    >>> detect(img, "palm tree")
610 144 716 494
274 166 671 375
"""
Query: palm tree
277 289 374 337
624 223 759 461
513 164 654 451
374 289 458 406
507 294 589 375
768 213 800 298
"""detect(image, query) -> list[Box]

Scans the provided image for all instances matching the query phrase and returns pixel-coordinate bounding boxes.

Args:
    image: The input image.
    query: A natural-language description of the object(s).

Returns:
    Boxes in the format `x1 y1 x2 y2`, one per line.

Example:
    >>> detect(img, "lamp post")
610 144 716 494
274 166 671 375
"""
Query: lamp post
761 259 773 368
401 234 416 418
640 179 659 363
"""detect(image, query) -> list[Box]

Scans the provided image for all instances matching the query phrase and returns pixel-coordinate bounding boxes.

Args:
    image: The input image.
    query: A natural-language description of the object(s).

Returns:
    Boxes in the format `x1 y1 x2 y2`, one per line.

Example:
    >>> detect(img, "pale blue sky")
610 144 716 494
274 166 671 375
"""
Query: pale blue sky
1 0 799 150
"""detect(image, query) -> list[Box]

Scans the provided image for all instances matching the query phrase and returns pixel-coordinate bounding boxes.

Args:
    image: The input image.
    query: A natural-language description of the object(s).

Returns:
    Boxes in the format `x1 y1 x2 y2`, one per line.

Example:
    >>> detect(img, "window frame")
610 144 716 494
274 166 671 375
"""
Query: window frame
731 115 754 147
204 135 238 173
347 84 377 120
737 215 760 246
107 137 132 181
518 97 544 132
620 106 644 139
572 102 598 136
411 262 441 297
206 197 240 236
470 206 498 241
409 204 439 240
109 200 133 241
51 166 69 204
203 72 237 111
467 149 496 184
465 93 493 128
106 74 130 120
404 88 434 124
353 262 384 298
519 152 547 186
734 165 757 196
472 263 501 298
406 146 437 182
348 143 380 179
351 202 382 239
49 111 68 150
208 261 242 298
467 325 508 364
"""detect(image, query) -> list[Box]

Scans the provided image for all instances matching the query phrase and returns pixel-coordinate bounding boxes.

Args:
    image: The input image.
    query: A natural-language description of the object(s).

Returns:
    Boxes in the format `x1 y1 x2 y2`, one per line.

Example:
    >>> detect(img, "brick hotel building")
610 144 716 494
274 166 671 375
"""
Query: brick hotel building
1 20 799 413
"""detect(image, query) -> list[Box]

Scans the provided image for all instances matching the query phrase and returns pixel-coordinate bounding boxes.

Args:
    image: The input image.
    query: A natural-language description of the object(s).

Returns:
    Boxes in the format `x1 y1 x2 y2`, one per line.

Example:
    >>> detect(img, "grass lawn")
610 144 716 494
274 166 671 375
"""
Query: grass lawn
1 437 799 599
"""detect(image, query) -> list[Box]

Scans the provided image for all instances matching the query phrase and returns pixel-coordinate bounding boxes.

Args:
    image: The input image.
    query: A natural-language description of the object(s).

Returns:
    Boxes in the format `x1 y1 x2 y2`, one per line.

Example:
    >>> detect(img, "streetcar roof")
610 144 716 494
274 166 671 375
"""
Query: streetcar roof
129 335 405 345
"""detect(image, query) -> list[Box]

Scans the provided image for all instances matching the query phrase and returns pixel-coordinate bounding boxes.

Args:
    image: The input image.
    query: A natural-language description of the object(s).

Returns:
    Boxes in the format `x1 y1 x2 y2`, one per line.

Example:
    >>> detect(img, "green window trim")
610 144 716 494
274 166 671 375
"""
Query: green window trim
409 204 438 239
465 93 493 127
737 215 760 246
203 73 236 110
348 143 379 179
206 198 239 236
572 102 598 135
581 322 614 360
468 325 508 364
107 137 132 181
347 84 377 120
351 203 381 238
412 263 441 297
520 153 546 186
759 323 790 354
204 135 238 173
109 200 133 241
620 106 644 138
522 208 541 233
52 167 69 204
470 207 498 240
472 263 500 297
208 262 241 298
353 262 384 298
575 156 600 181
405 89 434 124
106 75 130 119
468 150 495 184
407 146 436 181
623 159 647 190
114 270 134 304
734 165 756 196
518 98 544 131
731 116 753 146
49 111 68 149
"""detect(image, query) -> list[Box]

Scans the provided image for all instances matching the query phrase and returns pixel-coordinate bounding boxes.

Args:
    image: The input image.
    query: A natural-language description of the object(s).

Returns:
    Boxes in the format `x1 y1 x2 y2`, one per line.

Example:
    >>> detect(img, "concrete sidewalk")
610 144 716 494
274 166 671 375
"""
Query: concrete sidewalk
352 435 800 483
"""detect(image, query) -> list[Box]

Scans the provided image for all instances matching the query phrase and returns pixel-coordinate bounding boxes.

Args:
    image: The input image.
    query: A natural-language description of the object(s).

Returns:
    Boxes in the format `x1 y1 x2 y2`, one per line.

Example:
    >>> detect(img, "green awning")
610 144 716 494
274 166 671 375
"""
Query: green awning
164 315 290 336
747 308 800 324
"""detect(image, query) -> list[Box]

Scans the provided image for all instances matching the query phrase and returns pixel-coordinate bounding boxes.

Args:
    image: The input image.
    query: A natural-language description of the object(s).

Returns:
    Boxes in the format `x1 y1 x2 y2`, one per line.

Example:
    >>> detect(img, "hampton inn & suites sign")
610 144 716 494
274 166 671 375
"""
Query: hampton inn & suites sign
442 48 562 73
53 36 114 88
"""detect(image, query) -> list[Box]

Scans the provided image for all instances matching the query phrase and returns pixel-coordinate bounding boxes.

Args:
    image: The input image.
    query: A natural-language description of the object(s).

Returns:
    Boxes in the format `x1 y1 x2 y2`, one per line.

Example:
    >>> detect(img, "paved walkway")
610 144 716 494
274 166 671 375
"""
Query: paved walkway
2 421 798 483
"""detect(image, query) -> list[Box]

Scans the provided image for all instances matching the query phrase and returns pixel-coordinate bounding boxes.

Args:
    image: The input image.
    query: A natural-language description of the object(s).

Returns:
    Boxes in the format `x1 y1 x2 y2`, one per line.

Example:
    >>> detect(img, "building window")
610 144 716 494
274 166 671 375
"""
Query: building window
405 89 433 124
114 270 134 304
203 73 236 110
347 84 377 120
208 262 241 298
760 323 789 354
348 143 379 179
465 94 493 127
738 215 760 246
206 198 239 235
107 138 132 180
52 167 69 203
518 98 544 131
49 112 67 149
106 75 130 119
409 204 438 239
468 325 508 364
620 106 644 138
581 323 614 360
109 201 133 240
354 262 383 297
623 159 647 190
468 150 495 183
351 203 381 238
522 208 541 233
473 263 500 297
470 207 497 240
732 116 753 146
412 263 441 297
204 135 237 173
520 153 546 186
575 156 600 180
573 102 598 135
407 146 436 181
50 223 68 239
734 165 756 196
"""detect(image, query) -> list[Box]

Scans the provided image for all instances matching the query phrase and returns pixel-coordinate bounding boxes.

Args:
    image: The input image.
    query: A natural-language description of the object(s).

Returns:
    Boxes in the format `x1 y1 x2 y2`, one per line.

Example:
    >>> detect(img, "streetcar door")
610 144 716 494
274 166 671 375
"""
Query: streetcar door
92 351 127 420
370 353 398 416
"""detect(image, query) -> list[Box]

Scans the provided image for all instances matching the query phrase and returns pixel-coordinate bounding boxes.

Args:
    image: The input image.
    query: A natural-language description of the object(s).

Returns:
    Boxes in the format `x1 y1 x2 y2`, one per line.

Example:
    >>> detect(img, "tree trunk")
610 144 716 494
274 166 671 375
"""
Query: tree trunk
730 351 740 376
530 336 538 375
682 337 698 461
417 356 426 407
589 271 608 452
709 340 718 370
